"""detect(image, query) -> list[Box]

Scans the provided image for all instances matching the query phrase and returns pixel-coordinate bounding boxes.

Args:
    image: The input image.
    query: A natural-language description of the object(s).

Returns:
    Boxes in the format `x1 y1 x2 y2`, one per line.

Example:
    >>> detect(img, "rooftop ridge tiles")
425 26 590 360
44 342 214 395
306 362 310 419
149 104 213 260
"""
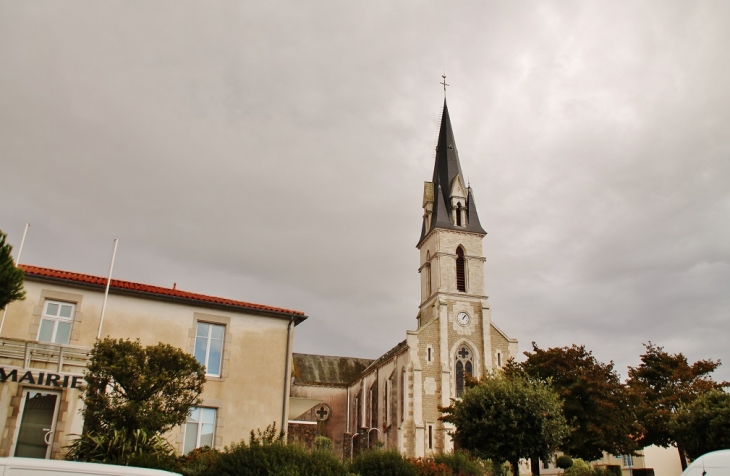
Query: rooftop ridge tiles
19 264 305 317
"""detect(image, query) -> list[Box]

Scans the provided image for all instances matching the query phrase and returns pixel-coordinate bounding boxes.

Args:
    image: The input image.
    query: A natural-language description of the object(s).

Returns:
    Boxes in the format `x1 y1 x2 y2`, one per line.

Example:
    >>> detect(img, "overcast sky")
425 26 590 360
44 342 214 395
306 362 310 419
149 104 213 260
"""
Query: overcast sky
1 1 728 382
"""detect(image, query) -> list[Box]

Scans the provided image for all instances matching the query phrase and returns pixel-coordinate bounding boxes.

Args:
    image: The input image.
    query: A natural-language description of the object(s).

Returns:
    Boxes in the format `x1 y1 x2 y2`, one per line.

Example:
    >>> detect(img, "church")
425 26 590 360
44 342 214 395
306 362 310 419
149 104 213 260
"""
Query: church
289 99 518 458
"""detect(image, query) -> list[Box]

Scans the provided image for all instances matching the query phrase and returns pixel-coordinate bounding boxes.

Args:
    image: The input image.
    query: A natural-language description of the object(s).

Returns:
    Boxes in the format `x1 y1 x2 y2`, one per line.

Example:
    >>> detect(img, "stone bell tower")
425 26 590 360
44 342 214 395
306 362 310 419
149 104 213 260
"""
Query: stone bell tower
415 100 515 411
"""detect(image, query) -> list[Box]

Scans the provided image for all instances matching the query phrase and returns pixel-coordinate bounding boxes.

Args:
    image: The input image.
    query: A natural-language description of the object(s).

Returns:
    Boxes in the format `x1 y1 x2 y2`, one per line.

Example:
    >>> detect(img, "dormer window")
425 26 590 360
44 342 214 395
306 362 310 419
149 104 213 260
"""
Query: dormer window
449 176 467 227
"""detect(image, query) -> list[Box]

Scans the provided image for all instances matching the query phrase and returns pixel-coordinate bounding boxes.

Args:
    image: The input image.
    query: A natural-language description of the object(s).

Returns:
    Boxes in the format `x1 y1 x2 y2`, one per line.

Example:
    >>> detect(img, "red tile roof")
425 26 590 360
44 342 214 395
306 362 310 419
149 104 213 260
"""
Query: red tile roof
20 264 306 318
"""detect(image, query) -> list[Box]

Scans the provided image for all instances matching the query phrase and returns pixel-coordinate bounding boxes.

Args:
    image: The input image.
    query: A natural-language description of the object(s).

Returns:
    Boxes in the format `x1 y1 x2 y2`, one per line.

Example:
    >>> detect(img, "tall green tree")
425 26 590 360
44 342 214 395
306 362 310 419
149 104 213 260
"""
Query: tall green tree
0 230 25 310
672 389 730 461
441 373 569 476
627 342 728 469
505 343 640 462
69 339 206 465
81 338 206 437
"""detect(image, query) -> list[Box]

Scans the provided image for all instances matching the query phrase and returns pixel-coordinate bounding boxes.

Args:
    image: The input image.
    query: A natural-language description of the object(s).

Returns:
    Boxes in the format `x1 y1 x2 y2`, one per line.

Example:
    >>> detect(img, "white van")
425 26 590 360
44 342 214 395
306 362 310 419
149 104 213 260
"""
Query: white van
0 458 181 476
681 449 730 476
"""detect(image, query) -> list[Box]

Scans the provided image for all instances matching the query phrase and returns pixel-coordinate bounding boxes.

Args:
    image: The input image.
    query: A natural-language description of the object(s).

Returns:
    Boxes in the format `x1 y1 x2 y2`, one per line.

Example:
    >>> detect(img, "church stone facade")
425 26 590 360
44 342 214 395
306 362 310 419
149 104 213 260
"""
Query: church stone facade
290 100 518 458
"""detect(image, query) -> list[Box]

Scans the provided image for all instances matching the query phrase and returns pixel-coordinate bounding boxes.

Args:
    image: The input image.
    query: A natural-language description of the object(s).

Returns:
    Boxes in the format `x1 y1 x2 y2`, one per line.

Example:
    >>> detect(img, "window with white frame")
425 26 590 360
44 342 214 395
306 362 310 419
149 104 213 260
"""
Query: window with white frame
194 322 224 377
183 407 216 453
38 301 75 344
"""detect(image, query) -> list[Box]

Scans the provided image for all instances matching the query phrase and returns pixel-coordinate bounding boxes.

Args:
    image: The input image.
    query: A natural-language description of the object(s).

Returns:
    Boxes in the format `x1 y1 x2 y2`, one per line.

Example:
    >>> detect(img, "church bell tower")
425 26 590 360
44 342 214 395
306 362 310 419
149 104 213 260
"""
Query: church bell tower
416 99 497 400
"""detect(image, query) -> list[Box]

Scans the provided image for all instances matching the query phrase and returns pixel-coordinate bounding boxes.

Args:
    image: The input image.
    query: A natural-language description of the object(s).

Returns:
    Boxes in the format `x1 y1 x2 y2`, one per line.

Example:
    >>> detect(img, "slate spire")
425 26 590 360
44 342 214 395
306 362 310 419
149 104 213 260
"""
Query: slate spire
417 100 486 247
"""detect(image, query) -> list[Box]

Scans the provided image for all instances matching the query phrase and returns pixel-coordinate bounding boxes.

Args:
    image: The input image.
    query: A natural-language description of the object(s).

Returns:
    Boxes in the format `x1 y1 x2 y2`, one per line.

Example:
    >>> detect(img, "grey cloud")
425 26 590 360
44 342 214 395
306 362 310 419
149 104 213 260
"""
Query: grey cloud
1 0 728 380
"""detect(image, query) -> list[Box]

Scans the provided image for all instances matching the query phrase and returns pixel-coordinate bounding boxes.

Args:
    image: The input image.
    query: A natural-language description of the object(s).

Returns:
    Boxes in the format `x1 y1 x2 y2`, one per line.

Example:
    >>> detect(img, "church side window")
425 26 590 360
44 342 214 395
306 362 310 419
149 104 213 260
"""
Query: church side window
400 370 405 423
369 382 378 429
194 322 224 377
455 345 473 398
456 203 463 226
355 391 362 429
38 300 75 345
384 377 390 427
456 247 466 292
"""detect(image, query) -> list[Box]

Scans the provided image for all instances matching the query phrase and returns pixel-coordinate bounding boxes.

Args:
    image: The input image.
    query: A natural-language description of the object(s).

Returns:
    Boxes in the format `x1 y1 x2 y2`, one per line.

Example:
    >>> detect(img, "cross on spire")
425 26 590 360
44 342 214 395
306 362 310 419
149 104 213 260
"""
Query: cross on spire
440 74 449 95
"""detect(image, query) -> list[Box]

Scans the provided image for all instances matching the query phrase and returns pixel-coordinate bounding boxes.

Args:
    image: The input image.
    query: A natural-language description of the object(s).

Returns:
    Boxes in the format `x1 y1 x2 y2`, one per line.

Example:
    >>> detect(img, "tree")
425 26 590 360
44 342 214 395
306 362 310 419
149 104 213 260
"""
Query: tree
76 338 206 459
441 373 569 476
627 342 728 469
556 455 573 471
0 230 25 311
672 389 730 461
505 343 640 462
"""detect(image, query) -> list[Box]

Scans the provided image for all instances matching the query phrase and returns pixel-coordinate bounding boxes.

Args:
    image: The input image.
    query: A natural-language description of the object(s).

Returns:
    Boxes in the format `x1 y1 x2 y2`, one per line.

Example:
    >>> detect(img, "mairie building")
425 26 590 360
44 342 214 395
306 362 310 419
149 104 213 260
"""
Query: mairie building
0 264 308 459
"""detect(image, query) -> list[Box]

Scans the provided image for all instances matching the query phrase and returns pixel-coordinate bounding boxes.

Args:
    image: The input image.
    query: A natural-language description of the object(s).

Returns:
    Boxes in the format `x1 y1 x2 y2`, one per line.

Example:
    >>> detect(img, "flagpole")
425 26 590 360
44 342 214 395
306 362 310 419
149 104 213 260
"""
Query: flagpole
97 239 118 340
0 223 30 336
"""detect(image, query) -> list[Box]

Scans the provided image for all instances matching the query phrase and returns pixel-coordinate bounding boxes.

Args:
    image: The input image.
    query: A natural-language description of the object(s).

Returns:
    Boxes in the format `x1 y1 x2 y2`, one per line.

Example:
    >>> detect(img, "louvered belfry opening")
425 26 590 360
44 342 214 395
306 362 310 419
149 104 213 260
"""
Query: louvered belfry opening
456 247 466 292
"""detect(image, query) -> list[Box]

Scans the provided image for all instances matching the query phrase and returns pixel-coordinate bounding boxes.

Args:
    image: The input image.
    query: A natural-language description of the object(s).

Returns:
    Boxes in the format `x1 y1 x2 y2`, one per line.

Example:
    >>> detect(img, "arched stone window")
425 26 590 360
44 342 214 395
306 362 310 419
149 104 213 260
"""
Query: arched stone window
455 344 474 398
355 391 362 429
456 203 463 226
400 369 406 423
369 381 378 429
455 247 466 292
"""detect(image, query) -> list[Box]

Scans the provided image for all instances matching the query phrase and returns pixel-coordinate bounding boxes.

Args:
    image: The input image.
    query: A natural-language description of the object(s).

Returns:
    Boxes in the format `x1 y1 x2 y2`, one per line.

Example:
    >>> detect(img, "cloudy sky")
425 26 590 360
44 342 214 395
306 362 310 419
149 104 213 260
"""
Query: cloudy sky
1 1 728 382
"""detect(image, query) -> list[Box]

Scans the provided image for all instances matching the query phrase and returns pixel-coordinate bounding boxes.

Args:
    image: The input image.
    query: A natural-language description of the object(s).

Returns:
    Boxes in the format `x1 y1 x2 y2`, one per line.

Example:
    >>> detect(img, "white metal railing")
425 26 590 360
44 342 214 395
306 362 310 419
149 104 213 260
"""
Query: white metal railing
0 338 90 373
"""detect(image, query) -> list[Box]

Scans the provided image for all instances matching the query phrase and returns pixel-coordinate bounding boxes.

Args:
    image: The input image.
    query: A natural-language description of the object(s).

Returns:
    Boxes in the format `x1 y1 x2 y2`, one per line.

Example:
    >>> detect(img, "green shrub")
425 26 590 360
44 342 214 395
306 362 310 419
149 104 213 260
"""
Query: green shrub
65 428 174 467
482 459 509 476
315 436 334 452
631 470 655 476
350 449 418 476
565 459 592 476
433 450 485 476
249 423 285 446
176 446 220 476
605 465 621 476
556 455 573 470
127 452 178 472
214 441 347 476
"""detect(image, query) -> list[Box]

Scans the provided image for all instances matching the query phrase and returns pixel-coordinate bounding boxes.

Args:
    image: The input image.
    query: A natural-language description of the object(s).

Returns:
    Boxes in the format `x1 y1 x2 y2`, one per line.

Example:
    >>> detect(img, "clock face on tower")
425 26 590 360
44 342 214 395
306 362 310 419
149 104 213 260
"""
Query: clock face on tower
456 312 470 326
